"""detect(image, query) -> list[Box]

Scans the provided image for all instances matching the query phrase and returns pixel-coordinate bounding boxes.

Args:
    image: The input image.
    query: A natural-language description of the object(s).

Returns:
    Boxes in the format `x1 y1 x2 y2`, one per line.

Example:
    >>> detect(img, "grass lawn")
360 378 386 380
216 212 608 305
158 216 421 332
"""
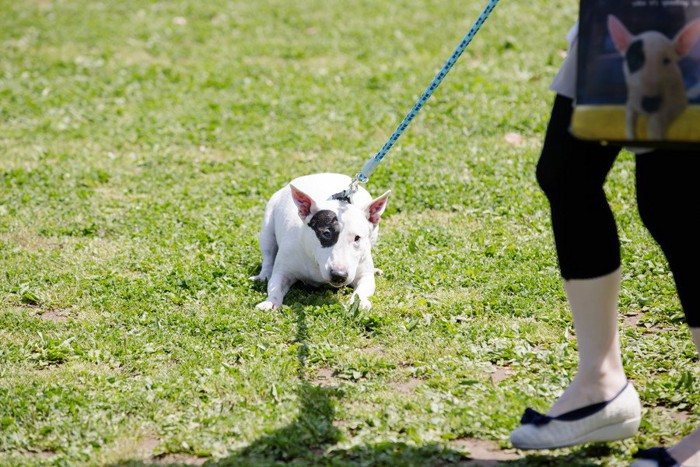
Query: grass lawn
1 0 698 465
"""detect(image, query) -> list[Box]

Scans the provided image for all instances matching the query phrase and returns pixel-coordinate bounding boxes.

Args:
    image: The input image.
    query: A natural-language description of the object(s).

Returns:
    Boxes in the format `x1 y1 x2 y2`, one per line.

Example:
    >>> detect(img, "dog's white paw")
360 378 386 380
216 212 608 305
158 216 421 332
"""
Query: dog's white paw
249 273 270 282
374 268 383 276
350 296 372 311
255 300 277 311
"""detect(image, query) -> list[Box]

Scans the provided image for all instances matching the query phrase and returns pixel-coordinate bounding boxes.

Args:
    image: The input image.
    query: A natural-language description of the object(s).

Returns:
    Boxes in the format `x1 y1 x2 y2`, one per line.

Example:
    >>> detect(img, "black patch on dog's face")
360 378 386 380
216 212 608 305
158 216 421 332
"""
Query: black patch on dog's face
308 210 340 247
626 40 645 73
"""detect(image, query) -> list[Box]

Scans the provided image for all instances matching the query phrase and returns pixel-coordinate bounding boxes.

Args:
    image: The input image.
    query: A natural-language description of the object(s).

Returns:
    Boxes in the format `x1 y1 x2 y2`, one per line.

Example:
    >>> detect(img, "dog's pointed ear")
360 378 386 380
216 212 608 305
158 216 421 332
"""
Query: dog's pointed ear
366 190 390 226
607 14 631 53
674 18 700 57
290 184 317 220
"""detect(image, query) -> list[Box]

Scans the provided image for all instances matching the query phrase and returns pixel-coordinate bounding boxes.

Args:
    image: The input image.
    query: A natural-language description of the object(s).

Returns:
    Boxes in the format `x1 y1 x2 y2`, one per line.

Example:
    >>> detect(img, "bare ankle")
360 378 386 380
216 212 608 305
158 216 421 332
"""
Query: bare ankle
547 372 627 417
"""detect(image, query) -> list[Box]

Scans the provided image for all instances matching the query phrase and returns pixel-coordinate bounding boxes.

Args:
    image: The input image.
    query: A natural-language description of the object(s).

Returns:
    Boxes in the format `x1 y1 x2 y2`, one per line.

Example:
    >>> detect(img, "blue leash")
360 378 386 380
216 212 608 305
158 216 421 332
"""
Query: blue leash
333 0 500 201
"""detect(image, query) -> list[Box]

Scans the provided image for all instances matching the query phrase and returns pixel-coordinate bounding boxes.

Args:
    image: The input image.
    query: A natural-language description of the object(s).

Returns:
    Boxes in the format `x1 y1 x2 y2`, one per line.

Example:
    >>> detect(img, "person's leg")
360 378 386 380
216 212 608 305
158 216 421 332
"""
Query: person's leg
551 269 627 415
535 94 627 414
510 95 641 449
634 150 700 465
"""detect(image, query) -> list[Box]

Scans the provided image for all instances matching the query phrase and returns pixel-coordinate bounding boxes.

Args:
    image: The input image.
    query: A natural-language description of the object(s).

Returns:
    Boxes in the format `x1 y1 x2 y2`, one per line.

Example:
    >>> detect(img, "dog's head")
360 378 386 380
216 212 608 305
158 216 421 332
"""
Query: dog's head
290 184 390 287
608 15 700 113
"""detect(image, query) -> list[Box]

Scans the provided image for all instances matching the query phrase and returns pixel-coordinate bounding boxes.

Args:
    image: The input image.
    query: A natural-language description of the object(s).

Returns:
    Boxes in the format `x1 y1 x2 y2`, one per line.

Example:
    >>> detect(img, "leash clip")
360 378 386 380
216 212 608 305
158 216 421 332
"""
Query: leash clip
330 176 362 203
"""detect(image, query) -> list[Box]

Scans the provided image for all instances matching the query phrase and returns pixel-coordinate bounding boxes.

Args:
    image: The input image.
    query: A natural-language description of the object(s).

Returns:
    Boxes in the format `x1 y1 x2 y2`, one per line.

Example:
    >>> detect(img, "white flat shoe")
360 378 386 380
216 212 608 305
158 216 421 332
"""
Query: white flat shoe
509 382 642 450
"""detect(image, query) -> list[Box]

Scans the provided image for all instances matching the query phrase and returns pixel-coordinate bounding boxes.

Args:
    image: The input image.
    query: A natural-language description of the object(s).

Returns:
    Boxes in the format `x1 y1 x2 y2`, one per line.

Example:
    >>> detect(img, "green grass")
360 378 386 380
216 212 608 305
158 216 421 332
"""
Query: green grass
1 0 698 465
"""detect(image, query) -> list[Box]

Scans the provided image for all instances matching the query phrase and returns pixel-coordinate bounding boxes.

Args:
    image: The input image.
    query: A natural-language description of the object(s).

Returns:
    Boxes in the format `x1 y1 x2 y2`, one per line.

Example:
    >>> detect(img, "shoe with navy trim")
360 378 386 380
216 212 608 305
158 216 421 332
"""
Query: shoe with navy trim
509 382 642 450
630 447 679 467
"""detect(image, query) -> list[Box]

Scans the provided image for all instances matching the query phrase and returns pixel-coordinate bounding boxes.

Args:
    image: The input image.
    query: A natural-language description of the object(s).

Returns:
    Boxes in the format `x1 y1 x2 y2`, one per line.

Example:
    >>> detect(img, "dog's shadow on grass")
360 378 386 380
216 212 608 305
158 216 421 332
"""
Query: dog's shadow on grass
203 307 608 467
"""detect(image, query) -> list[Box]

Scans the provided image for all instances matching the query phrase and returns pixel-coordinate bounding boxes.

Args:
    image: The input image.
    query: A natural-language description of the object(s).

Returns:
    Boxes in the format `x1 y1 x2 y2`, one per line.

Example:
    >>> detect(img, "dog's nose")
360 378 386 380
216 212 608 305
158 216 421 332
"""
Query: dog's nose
642 96 662 113
330 271 348 285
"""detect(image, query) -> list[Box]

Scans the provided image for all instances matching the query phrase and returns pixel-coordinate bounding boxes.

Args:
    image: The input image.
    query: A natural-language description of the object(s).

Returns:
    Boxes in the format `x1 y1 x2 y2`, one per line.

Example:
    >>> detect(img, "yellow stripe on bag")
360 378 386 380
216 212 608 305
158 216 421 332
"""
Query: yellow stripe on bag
571 105 700 143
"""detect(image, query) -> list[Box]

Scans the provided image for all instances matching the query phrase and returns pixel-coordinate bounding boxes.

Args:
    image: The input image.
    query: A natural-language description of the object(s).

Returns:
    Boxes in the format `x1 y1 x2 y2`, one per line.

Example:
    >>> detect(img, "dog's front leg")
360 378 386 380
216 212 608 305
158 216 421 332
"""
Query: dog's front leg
648 117 665 140
351 271 376 311
255 273 295 310
648 113 676 140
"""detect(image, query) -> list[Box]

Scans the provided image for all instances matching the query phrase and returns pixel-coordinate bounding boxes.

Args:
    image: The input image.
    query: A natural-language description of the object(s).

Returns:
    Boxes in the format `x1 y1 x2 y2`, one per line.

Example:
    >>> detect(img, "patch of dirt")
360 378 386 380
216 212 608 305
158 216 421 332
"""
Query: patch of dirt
361 346 385 356
37 308 71 322
503 132 525 146
648 405 692 423
622 312 665 332
451 438 522 465
22 450 55 459
389 377 422 394
668 410 691 422
137 437 161 455
2 231 63 251
151 453 208 465
332 419 346 428
311 367 341 387
489 367 513 384
623 312 643 327
503 132 539 148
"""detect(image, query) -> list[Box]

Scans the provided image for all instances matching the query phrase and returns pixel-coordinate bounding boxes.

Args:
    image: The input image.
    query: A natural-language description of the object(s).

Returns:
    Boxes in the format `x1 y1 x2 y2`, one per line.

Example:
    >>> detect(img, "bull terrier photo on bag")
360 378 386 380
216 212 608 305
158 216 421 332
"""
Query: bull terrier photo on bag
250 173 390 311
607 14 700 139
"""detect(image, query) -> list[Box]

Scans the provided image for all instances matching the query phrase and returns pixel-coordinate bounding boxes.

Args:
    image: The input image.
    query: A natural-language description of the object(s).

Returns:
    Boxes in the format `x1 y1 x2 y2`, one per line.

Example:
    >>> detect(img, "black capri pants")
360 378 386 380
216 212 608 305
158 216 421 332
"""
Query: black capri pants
536 94 700 327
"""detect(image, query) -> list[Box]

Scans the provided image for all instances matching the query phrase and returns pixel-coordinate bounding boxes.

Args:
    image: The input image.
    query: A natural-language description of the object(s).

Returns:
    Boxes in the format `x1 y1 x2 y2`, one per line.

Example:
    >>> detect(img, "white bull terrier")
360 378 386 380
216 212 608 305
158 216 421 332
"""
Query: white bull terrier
250 173 390 311
607 14 700 140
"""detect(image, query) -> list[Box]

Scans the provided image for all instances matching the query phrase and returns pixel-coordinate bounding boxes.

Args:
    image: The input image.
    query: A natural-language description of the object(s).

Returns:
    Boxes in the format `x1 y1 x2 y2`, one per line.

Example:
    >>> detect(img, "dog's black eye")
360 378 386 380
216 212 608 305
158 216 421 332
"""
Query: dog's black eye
354 235 361 242
663 57 671 65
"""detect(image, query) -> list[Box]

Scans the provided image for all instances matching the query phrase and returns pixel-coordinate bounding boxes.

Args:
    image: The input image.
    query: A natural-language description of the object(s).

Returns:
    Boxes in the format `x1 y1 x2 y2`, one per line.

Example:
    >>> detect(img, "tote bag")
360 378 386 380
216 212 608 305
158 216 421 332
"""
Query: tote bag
571 1 700 148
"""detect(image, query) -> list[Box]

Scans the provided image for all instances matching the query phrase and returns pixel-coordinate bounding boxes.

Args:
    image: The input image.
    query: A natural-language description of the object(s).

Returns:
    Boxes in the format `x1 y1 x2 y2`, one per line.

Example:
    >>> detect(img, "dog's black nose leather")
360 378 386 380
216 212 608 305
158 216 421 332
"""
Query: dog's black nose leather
642 96 662 113
330 272 348 284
